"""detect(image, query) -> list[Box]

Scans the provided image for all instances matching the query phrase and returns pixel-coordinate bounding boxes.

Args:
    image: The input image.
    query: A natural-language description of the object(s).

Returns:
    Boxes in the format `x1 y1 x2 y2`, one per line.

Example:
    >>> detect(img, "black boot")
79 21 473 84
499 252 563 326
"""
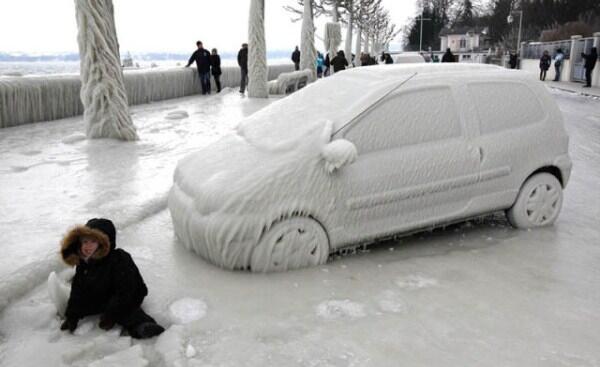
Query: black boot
132 322 165 339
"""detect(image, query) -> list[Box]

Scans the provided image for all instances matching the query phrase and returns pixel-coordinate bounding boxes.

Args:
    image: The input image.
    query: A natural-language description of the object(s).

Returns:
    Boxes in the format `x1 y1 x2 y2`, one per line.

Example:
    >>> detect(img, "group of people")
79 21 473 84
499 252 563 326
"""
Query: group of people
292 47 392 79
186 41 250 95
539 47 597 87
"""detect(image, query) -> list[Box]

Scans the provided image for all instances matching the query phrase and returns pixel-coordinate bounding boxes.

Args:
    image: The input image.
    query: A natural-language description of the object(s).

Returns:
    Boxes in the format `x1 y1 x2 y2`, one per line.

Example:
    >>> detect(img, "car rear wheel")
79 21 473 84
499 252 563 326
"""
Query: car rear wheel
506 173 563 229
250 217 330 272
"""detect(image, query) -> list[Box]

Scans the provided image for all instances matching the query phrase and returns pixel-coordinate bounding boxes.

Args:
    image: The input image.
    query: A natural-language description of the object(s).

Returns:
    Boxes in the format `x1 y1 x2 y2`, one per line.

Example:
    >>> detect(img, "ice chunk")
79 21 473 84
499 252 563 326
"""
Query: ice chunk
62 133 87 144
394 275 439 290
185 344 197 358
168 298 207 324
47 270 72 317
165 110 189 120
316 300 367 320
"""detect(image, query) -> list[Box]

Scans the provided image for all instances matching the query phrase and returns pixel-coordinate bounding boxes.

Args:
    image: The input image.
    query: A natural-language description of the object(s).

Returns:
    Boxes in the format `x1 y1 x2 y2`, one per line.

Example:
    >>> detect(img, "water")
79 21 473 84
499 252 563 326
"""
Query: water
0 58 292 77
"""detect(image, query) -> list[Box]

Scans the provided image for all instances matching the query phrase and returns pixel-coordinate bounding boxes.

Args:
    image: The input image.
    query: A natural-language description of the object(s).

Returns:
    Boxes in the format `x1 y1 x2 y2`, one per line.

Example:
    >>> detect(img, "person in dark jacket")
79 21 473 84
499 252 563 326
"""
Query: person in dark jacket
186 41 212 94
324 52 331 76
330 50 349 73
237 43 248 93
210 48 222 93
509 52 518 69
291 46 301 71
59 218 164 339
384 53 394 64
539 50 551 81
441 48 455 63
582 47 598 88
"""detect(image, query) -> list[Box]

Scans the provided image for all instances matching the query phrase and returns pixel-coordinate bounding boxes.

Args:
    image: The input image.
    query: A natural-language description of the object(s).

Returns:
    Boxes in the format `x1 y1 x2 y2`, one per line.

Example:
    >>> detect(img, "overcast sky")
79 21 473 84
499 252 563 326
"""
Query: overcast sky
0 0 416 54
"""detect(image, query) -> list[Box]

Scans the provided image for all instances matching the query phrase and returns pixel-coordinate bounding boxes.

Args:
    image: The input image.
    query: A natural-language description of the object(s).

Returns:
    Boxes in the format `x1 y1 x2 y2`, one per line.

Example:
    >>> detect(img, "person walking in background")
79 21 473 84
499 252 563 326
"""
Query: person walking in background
553 48 564 82
330 50 349 73
210 48 222 93
324 52 331 76
441 48 455 62
581 47 598 88
316 52 325 78
539 50 551 81
237 43 248 94
359 52 369 66
186 41 212 95
508 52 518 69
384 53 394 64
291 46 301 71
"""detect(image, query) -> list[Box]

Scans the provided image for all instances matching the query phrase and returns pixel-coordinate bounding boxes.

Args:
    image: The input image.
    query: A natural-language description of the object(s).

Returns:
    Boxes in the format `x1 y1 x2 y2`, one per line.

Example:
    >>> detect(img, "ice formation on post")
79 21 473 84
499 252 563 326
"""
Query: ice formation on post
354 27 362 66
300 0 317 81
248 0 269 98
344 7 354 67
324 22 342 60
75 0 138 140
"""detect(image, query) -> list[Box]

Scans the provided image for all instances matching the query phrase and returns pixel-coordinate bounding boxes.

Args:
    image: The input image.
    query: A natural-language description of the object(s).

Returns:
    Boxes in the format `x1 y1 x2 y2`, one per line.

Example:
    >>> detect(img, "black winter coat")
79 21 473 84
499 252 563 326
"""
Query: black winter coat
238 48 248 71
539 54 551 70
187 48 212 73
291 49 300 63
330 55 348 72
61 218 148 325
582 50 598 70
441 51 455 63
211 54 222 76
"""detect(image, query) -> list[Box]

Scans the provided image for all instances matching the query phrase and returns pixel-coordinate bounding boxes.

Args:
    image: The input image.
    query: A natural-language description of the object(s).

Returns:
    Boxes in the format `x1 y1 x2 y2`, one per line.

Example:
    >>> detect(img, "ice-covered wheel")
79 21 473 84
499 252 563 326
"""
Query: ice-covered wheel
506 173 563 228
250 217 329 272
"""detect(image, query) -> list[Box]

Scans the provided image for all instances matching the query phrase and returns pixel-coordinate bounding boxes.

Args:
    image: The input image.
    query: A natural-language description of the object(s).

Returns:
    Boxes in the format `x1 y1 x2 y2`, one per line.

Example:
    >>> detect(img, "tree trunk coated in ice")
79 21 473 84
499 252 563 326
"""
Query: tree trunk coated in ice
300 0 317 81
248 0 269 98
344 8 354 67
75 0 138 141
364 33 370 55
324 23 342 61
355 27 362 66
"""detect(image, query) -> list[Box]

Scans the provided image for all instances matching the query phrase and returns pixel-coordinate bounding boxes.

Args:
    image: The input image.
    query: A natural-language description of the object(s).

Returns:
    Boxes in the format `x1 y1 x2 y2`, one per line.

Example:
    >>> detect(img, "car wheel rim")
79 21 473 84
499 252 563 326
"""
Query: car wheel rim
525 182 560 225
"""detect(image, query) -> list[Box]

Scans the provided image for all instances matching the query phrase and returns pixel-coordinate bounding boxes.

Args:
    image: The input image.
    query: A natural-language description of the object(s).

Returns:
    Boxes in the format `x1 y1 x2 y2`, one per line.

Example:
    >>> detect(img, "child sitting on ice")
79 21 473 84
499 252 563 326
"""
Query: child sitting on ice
59 218 164 339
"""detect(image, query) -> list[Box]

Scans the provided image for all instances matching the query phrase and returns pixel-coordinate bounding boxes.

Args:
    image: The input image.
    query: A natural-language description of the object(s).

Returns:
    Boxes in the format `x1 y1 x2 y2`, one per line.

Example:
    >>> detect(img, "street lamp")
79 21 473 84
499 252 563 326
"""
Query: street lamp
417 11 431 52
507 10 523 54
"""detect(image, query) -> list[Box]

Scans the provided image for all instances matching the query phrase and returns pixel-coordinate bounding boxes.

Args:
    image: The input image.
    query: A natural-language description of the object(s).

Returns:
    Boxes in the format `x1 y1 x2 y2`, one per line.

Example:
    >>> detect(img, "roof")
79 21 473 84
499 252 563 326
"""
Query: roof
439 26 486 36
237 63 514 148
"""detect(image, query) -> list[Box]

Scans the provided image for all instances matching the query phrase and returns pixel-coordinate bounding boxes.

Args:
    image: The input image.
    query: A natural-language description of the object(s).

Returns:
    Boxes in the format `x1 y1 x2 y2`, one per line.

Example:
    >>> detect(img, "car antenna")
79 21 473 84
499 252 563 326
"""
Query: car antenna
333 72 418 136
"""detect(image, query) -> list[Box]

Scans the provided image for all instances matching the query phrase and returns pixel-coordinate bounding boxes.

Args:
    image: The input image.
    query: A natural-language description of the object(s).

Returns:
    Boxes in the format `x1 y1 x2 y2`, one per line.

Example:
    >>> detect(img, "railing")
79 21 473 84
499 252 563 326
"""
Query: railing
522 40 572 59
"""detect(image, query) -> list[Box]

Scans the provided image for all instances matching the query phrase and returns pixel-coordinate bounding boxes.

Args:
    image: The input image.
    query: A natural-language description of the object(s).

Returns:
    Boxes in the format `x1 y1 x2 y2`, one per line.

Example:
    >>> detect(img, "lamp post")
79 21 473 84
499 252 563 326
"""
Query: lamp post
507 10 523 54
417 11 431 52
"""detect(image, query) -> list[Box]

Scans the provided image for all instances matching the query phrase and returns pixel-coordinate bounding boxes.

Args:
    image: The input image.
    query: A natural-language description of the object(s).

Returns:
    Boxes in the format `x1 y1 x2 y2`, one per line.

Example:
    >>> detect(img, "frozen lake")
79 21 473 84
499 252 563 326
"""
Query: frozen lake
0 88 599 366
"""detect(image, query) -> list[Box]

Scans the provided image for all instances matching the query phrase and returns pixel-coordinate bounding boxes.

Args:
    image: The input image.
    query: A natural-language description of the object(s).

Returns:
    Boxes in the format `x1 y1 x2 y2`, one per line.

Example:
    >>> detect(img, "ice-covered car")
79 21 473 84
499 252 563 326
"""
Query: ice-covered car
168 63 571 272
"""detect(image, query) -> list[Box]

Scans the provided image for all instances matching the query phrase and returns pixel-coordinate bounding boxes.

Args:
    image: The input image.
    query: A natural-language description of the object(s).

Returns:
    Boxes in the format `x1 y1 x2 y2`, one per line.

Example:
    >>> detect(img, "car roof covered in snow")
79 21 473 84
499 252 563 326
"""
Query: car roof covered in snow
237 63 524 149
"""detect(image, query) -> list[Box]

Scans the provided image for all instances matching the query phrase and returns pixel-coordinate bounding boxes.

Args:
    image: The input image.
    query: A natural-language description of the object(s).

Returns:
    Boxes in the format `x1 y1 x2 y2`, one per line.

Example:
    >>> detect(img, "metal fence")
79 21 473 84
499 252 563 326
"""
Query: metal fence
522 40 572 59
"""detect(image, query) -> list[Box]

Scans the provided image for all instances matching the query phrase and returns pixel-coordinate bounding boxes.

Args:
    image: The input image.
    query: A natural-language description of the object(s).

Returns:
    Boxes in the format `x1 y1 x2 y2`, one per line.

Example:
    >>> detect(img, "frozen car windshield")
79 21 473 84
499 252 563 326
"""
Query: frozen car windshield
236 71 412 150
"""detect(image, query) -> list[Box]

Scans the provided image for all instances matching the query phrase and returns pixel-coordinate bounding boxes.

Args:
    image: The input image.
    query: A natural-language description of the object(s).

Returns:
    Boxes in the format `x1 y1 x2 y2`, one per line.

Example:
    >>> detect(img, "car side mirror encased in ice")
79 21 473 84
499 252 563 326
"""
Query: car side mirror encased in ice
321 139 358 173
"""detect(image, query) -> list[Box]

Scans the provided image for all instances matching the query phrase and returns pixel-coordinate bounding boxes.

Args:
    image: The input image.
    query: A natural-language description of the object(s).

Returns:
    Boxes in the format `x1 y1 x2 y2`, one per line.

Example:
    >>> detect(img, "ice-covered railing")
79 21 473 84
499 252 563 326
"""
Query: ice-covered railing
0 64 294 128
268 69 313 95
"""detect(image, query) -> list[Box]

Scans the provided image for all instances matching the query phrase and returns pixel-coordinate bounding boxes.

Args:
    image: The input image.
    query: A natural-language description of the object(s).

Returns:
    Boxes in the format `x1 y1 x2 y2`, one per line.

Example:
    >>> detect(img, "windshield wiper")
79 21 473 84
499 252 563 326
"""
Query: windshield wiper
332 72 418 136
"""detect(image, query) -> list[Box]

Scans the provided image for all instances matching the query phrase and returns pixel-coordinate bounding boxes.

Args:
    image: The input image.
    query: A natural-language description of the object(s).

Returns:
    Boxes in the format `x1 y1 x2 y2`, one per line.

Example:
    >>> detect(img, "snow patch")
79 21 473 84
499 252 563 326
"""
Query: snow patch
394 275 439 290
168 298 207 324
377 290 406 313
316 300 367 320
88 345 148 367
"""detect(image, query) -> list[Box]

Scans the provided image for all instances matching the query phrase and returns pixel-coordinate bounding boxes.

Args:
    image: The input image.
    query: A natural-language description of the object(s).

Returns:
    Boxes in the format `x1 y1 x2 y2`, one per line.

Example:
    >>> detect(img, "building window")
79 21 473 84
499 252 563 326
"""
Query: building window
460 38 467 49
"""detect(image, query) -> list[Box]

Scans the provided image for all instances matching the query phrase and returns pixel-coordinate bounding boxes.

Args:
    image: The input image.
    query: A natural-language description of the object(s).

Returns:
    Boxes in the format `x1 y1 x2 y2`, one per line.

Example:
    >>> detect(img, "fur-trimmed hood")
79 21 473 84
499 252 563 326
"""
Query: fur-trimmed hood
60 218 116 266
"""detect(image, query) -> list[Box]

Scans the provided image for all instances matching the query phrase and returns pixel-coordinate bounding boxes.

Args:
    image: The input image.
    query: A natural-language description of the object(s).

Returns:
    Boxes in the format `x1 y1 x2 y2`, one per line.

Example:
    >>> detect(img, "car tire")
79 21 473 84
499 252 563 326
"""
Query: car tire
250 217 330 272
506 173 563 229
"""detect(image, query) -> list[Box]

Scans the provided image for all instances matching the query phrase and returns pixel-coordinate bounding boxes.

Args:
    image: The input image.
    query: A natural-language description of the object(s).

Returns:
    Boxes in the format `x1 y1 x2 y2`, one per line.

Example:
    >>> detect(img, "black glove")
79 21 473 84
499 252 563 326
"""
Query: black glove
99 314 116 330
60 318 78 333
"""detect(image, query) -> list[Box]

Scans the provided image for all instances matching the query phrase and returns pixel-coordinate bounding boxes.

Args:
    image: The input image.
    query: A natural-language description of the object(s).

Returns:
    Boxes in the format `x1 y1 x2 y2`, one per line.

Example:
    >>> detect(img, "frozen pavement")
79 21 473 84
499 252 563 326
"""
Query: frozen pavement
0 88 600 366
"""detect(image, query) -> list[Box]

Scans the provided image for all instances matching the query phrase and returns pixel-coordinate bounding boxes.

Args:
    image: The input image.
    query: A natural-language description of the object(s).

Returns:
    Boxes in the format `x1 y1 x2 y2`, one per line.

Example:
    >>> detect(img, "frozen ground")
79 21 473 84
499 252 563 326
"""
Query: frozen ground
0 88 599 366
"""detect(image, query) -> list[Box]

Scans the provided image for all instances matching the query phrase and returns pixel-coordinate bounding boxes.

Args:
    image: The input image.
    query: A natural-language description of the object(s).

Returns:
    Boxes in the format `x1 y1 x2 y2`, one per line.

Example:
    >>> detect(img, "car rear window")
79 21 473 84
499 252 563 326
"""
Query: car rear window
468 82 545 134
344 86 462 154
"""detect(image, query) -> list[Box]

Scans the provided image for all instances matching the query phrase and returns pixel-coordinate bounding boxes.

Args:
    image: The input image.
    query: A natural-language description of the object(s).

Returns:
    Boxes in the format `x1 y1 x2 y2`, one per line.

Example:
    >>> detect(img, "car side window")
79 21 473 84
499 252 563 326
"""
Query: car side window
344 87 462 154
468 82 545 134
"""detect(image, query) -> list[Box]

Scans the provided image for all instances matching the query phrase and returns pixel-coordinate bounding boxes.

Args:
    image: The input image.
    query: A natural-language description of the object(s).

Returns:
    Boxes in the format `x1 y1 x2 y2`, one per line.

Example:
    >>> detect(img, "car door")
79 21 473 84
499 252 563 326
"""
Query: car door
329 81 481 247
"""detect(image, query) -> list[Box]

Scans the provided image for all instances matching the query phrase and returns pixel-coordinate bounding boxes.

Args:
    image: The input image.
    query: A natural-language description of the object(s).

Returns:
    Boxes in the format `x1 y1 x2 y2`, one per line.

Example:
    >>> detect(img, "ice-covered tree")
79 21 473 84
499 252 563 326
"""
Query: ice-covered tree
344 0 355 66
75 0 138 141
300 0 317 80
248 0 269 98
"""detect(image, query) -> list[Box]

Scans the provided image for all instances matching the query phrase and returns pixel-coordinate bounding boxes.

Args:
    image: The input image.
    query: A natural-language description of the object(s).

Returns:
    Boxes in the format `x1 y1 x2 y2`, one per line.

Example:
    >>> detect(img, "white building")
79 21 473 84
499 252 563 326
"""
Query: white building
440 27 488 52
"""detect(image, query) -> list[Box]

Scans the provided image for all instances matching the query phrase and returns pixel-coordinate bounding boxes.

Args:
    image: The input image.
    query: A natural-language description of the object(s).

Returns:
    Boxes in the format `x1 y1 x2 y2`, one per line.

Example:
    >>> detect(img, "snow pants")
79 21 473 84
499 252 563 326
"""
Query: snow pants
115 306 158 338
585 68 593 87
240 68 248 93
554 64 562 81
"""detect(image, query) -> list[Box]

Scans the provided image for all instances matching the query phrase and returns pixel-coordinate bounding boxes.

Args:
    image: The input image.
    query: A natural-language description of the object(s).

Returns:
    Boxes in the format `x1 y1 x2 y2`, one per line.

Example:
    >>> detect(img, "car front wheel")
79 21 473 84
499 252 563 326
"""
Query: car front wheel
506 172 563 229
250 217 330 272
